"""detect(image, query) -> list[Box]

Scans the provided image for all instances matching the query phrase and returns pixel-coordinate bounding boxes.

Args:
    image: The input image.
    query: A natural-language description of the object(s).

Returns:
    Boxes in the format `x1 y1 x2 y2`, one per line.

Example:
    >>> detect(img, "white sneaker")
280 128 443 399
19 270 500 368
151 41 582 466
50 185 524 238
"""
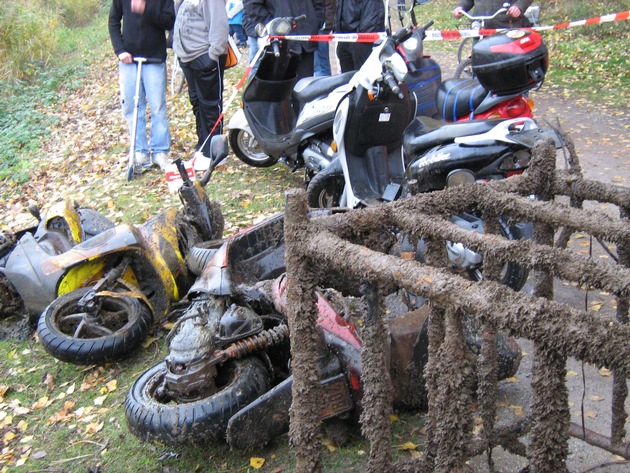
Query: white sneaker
152 152 170 170
133 152 151 174
193 151 211 171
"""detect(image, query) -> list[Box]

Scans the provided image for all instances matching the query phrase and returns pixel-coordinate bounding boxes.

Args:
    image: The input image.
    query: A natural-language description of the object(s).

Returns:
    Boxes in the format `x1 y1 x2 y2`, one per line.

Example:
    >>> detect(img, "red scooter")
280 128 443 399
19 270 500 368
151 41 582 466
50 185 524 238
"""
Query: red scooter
124 202 522 448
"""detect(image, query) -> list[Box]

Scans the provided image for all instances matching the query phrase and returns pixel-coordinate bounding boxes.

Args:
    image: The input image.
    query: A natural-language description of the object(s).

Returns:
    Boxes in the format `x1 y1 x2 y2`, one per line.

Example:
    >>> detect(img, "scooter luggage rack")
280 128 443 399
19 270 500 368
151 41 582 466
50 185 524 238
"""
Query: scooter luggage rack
282 130 630 471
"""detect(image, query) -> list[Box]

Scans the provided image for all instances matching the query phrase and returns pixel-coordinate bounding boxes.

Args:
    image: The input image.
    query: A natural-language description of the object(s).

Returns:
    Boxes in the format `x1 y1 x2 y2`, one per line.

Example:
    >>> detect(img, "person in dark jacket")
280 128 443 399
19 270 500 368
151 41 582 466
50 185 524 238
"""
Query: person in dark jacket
249 0 325 79
453 0 533 28
243 0 260 64
334 0 385 73
108 0 175 173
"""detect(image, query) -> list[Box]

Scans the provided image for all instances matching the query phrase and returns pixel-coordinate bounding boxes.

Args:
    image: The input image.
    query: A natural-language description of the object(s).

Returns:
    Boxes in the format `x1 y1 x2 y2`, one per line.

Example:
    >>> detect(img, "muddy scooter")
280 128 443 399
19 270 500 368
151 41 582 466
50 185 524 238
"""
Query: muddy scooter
31 137 227 364
124 203 522 448
0 202 115 339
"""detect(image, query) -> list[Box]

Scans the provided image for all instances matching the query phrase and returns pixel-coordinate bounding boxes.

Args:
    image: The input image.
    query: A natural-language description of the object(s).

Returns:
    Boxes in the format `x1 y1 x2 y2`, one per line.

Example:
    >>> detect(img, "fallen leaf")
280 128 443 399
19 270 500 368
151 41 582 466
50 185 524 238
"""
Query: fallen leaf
323 438 337 452
566 370 578 377
94 395 107 406
398 441 418 451
250 457 265 469
599 368 612 377
590 395 604 402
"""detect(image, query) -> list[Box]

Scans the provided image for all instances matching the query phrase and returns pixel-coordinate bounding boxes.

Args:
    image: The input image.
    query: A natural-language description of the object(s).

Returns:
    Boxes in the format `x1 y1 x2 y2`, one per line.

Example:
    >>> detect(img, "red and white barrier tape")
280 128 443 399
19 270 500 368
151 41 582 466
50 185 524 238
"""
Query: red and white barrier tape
271 10 629 43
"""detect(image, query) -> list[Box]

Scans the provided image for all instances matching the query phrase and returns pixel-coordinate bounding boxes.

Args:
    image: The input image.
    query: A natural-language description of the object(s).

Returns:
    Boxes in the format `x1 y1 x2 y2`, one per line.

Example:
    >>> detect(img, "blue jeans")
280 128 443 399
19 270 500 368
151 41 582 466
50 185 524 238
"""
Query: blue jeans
314 41 331 76
229 24 247 45
118 61 170 154
248 36 260 65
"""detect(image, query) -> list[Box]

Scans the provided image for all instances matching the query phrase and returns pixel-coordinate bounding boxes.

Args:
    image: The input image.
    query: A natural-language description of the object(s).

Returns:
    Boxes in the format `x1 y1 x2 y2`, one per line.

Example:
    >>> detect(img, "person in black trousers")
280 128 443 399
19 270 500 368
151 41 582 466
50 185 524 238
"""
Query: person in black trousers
334 0 385 73
173 0 228 169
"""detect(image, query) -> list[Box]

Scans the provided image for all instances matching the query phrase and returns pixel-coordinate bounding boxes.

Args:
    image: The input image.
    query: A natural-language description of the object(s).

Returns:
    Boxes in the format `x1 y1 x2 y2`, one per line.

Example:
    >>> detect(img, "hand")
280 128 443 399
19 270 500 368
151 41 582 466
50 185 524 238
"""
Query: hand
118 52 133 64
507 6 522 18
453 7 465 19
131 0 145 14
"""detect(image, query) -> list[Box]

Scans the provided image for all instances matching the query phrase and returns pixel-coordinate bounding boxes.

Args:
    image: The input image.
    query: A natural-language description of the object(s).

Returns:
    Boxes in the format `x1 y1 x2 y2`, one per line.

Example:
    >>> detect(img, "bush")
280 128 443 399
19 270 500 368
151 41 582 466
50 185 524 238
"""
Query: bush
54 0 105 28
0 0 60 83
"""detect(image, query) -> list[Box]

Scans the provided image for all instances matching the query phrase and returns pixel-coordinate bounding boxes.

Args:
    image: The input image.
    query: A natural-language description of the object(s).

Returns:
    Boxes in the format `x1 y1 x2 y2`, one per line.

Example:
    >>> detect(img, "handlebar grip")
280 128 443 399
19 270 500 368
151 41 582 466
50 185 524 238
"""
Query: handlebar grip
383 72 404 100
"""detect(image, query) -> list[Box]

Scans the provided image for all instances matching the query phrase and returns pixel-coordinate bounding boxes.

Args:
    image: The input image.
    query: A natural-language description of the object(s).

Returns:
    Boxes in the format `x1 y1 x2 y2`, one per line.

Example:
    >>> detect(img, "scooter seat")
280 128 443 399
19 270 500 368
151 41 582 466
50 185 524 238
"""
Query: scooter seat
436 78 488 121
293 71 355 104
403 116 502 157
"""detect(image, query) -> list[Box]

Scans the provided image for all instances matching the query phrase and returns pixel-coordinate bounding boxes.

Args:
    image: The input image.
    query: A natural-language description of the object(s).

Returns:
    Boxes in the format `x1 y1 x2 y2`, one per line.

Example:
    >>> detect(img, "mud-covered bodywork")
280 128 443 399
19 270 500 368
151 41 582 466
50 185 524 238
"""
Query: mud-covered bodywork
125 210 522 448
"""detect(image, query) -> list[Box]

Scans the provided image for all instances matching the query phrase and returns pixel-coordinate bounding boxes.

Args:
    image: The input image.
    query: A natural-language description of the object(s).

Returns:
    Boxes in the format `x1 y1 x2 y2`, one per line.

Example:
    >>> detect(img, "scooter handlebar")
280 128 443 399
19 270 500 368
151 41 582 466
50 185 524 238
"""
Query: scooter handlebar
133 57 163 64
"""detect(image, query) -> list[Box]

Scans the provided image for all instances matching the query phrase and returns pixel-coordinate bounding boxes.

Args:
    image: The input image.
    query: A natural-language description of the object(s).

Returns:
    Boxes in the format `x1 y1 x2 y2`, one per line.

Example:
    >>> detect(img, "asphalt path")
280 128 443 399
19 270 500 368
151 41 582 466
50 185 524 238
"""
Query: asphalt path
425 46 630 472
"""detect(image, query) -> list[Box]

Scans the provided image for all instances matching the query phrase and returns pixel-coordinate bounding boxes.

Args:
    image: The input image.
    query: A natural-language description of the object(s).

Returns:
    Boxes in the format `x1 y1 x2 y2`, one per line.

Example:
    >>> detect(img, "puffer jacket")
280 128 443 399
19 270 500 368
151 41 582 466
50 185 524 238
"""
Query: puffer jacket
334 0 385 33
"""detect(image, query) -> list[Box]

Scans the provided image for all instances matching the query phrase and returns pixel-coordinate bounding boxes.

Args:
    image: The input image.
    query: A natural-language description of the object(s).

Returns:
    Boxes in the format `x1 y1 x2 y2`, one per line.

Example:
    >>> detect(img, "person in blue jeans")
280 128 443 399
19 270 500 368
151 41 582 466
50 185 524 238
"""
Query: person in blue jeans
108 0 175 173
242 0 260 64
227 0 248 46
314 0 336 76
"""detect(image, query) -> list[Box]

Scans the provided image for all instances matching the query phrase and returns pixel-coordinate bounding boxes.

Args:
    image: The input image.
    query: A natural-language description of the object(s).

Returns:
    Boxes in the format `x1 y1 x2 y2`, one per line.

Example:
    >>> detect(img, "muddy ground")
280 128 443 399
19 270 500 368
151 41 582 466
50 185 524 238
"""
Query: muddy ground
423 45 630 472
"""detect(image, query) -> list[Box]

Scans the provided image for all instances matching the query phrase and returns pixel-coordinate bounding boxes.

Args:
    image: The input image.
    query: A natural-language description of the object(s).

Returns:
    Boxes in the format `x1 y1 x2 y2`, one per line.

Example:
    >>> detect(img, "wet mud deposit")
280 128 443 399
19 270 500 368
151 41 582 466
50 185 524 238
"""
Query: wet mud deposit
283 134 630 473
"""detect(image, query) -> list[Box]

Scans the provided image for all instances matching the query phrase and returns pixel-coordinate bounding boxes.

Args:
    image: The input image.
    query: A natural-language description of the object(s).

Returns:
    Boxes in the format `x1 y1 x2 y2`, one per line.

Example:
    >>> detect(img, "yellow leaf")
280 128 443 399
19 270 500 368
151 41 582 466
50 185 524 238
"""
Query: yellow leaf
142 337 159 348
398 441 418 451
17 420 28 432
390 414 399 423
586 411 597 419
249 457 265 469
32 396 50 410
19 435 34 443
85 421 104 435
323 438 337 452
4 431 16 442
599 368 612 377
566 370 578 377
590 395 604 402
505 377 520 383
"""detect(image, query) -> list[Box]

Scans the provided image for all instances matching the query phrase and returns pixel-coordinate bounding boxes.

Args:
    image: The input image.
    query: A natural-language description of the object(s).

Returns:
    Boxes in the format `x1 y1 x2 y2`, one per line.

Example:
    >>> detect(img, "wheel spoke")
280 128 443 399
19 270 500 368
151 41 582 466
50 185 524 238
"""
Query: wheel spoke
73 319 87 338
60 312 90 324
83 321 114 337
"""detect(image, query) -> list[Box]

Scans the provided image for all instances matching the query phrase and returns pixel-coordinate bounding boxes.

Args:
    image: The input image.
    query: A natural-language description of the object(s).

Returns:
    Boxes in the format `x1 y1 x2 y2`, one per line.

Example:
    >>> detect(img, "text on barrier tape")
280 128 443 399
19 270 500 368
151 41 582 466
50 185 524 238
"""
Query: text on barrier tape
270 10 629 43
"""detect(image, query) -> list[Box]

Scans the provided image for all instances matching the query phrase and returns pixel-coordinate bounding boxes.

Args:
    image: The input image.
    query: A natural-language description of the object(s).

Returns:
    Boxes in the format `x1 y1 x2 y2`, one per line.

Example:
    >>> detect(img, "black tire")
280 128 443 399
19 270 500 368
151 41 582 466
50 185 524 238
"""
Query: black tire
37 287 152 365
307 173 344 208
467 220 531 291
454 58 475 80
228 128 277 168
125 357 271 445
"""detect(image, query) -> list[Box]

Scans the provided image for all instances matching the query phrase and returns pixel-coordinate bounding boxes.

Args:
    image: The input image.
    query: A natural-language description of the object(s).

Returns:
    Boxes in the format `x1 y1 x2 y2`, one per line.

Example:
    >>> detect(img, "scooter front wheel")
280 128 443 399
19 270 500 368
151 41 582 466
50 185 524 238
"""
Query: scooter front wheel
37 286 152 364
307 173 344 209
124 357 270 445
228 129 278 168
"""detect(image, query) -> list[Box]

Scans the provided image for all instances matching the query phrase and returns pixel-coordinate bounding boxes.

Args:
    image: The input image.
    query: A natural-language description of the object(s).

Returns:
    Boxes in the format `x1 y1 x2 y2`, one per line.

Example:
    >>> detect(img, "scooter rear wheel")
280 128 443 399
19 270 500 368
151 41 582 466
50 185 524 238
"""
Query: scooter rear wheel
37 286 152 364
228 129 277 168
124 357 270 445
